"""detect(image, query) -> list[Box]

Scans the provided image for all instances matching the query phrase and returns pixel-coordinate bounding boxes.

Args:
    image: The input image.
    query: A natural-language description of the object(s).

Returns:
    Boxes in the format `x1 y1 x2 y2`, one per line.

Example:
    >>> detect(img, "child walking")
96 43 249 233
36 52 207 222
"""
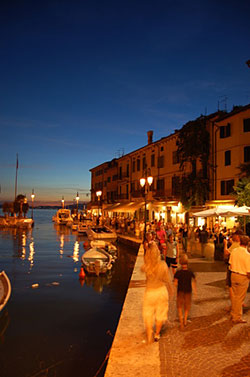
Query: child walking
174 254 197 330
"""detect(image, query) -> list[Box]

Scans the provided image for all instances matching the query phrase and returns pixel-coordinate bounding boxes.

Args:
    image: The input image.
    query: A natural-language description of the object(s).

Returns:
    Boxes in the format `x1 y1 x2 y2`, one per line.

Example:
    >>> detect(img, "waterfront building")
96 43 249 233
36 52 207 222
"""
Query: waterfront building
89 104 250 226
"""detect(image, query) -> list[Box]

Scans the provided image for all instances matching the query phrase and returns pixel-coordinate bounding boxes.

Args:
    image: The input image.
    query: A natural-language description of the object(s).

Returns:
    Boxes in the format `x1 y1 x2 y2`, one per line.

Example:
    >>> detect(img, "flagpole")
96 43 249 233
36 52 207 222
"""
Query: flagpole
14 154 18 200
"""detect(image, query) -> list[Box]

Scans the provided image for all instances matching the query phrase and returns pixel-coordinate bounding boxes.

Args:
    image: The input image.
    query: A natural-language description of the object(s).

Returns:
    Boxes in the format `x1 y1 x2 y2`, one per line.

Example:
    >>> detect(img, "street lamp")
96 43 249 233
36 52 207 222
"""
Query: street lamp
96 190 102 217
76 192 80 214
61 196 65 209
140 171 153 241
31 189 35 219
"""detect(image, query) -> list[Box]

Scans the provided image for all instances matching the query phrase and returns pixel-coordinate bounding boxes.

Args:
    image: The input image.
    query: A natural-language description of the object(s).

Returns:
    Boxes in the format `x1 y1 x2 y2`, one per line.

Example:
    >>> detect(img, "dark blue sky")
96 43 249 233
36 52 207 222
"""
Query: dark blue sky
0 0 249 203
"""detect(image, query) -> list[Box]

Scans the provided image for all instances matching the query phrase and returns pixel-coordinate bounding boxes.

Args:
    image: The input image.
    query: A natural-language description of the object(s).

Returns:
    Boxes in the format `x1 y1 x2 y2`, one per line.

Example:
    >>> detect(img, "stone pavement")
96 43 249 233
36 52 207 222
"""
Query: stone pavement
105 243 250 377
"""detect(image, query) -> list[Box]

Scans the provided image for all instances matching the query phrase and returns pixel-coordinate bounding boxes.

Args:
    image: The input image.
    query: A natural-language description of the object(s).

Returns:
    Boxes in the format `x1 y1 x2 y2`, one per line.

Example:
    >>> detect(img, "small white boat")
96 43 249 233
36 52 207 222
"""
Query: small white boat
81 248 113 276
52 209 73 225
0 271 11 312
86 226 117 242
90 240 117 257
77 218 92 235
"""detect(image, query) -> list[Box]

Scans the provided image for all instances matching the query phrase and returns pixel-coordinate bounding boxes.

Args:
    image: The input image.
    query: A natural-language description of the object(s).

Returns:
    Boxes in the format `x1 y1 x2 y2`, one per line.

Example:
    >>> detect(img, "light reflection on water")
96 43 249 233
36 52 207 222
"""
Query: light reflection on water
0 209 137 377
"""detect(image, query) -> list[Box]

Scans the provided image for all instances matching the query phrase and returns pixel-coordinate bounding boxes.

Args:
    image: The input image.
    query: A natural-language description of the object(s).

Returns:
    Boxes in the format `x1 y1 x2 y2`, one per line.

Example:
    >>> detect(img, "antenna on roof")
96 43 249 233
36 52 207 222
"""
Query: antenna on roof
218 96 228 112
115 149 125 158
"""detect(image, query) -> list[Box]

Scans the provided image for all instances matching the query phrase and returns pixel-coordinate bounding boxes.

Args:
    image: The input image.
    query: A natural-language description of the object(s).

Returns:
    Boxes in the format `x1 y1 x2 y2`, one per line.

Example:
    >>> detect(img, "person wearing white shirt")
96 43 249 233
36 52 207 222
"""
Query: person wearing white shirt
229 236 250 324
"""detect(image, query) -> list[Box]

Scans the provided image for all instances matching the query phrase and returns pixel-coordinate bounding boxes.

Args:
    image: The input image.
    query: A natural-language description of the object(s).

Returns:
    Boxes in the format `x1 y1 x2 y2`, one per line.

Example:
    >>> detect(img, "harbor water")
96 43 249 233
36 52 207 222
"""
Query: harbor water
0 210 137 377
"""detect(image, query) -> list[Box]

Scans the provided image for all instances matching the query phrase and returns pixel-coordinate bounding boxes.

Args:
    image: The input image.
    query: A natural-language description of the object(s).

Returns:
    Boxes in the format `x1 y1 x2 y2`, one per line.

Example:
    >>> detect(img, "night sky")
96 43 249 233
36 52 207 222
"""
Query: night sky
0 0 249 204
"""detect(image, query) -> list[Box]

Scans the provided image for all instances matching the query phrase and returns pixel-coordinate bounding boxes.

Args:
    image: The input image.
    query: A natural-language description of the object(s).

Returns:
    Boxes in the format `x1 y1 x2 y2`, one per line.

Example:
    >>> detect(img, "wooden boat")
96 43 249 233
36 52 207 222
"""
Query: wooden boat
90 240 117 258
81 248 113 276
0 271 11 312
86 226 117 242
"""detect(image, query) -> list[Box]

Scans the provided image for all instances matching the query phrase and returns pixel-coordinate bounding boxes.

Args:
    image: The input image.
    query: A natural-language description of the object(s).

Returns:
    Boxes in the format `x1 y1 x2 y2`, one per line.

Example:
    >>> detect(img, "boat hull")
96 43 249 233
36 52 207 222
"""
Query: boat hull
0 271 11 312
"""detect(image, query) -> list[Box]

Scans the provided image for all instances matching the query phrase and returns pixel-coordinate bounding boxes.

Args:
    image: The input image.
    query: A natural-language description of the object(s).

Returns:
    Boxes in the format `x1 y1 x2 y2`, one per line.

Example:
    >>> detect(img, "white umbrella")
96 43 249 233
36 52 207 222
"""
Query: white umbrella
192 207 229 217
223 206 250 216
193 206 250 218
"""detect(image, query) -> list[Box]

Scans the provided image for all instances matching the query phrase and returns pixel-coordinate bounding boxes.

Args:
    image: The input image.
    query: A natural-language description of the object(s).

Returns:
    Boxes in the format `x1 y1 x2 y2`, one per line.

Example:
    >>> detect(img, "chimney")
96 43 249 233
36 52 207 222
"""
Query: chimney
147 130 153 144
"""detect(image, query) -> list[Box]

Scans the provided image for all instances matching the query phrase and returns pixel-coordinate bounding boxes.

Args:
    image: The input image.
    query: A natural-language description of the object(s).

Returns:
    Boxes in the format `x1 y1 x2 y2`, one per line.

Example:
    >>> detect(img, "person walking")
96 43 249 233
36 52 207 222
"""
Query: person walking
141 242 173 343
174 254 197 330
165 234 179 276
229 235 250 324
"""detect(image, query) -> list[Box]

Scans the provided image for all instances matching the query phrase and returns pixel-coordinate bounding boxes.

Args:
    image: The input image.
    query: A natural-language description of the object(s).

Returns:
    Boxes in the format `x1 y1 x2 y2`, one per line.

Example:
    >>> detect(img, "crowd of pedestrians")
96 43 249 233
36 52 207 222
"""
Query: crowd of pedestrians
141 230 250 344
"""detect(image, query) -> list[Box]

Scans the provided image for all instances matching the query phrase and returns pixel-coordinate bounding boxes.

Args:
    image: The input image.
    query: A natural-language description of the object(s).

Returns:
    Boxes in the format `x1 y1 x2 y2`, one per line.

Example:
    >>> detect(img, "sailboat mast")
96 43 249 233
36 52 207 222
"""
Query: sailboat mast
14 154 18 200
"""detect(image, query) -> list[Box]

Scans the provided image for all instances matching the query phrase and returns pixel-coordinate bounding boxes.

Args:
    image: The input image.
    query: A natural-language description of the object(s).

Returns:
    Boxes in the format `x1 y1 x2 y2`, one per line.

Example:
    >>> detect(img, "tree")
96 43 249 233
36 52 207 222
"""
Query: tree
2 202 14 216
237 162 250 178
233 177 250 232
176 116 210 209
233 177 250 207
13 194 27 218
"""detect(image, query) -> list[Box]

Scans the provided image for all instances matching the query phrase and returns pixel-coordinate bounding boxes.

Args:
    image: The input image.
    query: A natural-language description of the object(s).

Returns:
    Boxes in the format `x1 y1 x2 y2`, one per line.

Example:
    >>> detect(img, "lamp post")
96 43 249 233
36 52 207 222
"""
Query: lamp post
61 196 65 209
140 171 153 241
76 192 79 214
96 190 102 217
31 189 35 219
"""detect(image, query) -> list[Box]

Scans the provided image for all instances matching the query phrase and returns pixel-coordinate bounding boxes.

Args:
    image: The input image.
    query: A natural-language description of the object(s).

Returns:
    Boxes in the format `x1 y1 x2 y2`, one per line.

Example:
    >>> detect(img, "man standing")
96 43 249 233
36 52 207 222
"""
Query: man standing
229 235 250 324
199 225 208 257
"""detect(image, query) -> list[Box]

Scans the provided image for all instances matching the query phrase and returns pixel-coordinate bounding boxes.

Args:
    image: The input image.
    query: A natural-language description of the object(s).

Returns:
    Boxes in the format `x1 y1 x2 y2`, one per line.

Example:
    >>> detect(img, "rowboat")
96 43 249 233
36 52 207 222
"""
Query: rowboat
0 271 11 312
90 240 117 257
81 248 113 276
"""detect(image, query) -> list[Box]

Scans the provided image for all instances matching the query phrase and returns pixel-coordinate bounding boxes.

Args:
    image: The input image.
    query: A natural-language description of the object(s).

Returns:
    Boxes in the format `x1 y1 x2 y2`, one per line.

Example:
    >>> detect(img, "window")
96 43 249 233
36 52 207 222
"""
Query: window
112 175 118 181
126 164 129 177
119 166 122 179
244 146 250 162
126 184 129 199
157 155 164 168
220 123 231 138
172 151 179 165
157 178 165 190
142 157 147 170
151 154 155 167
107 177 111 183
225 150 231 166
172 176 180 196
243 118 250 132
221 179 234 195
132 160 136 172
160 146 164 151
137 158 140 171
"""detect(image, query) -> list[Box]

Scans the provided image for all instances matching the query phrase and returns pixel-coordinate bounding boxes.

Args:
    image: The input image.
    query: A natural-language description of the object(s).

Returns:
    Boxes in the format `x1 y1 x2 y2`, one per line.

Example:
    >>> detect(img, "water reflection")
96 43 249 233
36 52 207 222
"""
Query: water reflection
73 240 79 262
0 228 34 262
0 310 10 345
83 273 112 293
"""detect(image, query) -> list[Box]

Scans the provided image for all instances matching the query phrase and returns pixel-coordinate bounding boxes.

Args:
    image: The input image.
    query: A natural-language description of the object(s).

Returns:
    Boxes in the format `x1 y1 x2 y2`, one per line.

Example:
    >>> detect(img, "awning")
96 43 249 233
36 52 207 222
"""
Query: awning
104 202 144 213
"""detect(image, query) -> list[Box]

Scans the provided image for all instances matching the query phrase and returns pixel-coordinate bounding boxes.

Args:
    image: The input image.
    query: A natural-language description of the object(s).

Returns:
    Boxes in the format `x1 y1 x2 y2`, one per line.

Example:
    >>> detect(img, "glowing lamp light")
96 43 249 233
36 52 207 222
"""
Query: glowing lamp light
96 190 102 197
147 176 153 186
140 178 146 187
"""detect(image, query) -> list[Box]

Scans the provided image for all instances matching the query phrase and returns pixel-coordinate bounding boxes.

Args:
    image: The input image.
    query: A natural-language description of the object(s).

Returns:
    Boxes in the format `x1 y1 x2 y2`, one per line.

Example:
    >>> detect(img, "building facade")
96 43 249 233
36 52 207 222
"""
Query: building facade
89 104 250 224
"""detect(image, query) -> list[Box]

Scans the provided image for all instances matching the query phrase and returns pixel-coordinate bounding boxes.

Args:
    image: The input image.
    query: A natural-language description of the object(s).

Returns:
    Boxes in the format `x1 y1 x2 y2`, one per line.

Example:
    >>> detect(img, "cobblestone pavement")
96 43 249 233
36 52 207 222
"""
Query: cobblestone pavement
160 259 250 377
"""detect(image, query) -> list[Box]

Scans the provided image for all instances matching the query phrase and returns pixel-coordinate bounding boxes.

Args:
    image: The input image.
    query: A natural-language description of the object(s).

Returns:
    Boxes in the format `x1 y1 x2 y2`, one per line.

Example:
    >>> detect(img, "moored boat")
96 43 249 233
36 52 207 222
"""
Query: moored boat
52 209 73 225
86 226 117 242
81 248 113 276
90 240 117 257
0 217 34 229
0 271 11 312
